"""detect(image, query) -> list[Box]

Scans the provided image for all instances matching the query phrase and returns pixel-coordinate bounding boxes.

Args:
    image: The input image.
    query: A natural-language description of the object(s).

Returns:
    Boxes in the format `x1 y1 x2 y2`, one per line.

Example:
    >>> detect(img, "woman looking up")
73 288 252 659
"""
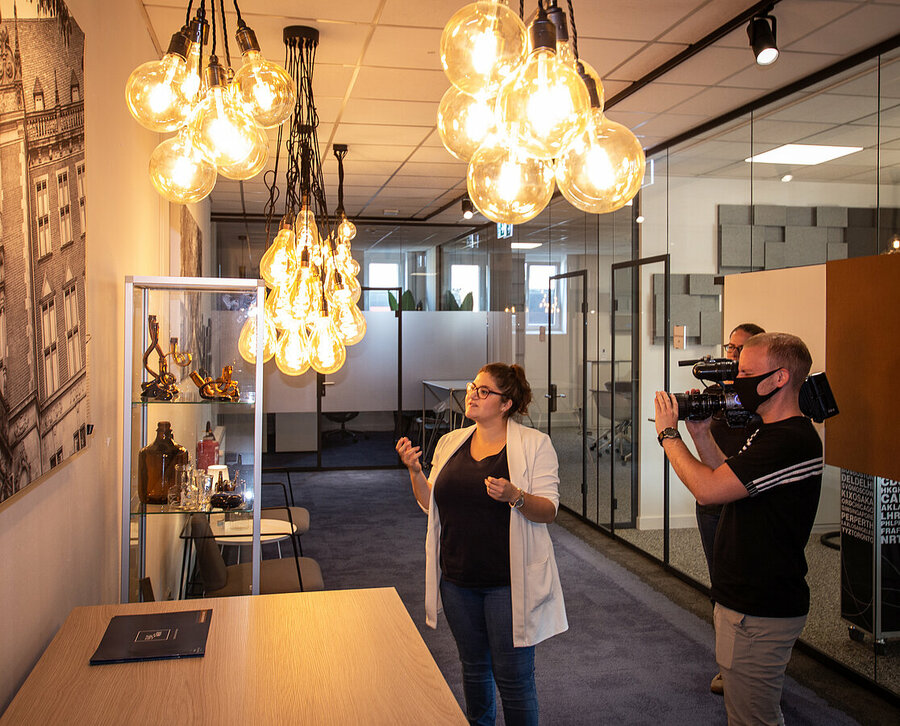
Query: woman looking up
395 363 567 726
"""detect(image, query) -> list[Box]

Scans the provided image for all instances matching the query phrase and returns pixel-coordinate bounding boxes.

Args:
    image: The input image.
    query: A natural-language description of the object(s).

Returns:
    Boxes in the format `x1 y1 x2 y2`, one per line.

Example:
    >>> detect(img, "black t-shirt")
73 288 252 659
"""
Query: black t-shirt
434 437 511 587
697 416 757 517
711 416 823 617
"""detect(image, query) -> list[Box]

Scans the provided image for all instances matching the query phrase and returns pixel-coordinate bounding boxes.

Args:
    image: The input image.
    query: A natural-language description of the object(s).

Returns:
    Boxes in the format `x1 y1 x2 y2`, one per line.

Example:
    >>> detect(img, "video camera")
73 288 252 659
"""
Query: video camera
674 356 838 427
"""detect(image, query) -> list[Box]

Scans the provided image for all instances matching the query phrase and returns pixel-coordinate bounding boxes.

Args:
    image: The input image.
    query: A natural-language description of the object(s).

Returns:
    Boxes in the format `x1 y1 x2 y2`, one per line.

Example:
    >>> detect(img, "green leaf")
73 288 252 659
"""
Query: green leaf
388 291 399 311
460 292 474 311
401 290 417 310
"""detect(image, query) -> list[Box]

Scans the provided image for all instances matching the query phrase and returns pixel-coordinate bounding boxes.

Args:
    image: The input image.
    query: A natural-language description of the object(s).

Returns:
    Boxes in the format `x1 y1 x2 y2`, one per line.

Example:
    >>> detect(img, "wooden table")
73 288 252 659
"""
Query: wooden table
1 588 465 725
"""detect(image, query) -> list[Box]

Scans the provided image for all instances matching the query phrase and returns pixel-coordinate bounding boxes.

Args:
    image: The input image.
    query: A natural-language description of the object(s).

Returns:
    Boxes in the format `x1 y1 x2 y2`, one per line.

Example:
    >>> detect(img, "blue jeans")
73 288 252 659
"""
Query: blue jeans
440 579 538 726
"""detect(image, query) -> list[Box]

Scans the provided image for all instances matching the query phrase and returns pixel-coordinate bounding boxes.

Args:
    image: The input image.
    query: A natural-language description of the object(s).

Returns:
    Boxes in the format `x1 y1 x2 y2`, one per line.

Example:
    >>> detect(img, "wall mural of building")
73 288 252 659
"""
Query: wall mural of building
0 3 87 504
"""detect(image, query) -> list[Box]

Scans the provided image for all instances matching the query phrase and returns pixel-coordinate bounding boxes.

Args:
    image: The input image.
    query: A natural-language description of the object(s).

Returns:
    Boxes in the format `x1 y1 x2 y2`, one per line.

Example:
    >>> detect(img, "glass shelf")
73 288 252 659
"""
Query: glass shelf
131 503 254 516
130 399 256 407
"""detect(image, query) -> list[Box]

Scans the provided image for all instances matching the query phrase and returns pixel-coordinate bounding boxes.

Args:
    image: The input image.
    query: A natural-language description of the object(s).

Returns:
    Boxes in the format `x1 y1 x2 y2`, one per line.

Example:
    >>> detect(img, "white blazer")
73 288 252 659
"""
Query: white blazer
422 418 568 647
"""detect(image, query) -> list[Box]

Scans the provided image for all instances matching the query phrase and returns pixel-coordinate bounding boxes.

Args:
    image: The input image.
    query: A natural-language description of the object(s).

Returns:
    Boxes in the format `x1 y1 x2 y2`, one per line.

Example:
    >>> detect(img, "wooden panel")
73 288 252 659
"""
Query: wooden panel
825 253 900 480
1 589 465 726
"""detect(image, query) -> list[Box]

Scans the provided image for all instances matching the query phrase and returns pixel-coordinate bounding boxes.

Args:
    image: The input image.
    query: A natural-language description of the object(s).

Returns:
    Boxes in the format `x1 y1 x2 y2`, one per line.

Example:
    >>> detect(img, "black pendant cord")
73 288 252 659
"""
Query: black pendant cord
232 0 244 27
567 0 579 60
519 0 524 19
333 146 347 216
185 0 194 27
209 0 216 58
219 0 232 68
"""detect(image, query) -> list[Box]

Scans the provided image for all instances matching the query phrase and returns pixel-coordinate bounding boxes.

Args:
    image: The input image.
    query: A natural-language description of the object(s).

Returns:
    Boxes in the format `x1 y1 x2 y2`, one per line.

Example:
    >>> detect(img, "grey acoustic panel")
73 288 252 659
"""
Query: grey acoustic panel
827 227 845 243
718 205 751 225
786 207 815 226
671 293 702 331
848 208 876 227
846 227 877 257
816 206 848 227
765 226 785 242
785 226 829 246
751 233 766 268
700 309 722 347
753 205 786 226
827 243 848 260
719 225 752 267
785 237 827 266
652 273 689 296
688 274 719 295
765 242 785 269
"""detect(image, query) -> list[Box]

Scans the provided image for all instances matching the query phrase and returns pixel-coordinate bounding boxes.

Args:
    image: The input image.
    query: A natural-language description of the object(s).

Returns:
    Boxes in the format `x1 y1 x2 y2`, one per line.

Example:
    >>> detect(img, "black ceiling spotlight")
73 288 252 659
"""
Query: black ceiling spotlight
747 11 779 66
462 197 476 220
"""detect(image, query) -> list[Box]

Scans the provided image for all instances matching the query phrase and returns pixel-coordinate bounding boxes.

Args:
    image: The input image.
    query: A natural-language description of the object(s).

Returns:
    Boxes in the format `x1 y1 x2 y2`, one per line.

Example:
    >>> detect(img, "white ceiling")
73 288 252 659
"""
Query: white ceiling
139 0 900 235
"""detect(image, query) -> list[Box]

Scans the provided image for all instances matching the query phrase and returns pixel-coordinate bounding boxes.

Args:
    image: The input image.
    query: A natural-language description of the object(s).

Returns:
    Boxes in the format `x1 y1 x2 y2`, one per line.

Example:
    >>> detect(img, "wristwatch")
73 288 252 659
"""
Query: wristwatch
510 488 525 509
657 427 681 446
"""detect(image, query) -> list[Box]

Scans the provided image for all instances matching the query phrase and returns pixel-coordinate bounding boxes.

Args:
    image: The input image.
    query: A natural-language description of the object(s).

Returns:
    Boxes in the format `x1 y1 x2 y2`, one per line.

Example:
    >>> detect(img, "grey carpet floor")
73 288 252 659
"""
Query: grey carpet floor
264 468 859 725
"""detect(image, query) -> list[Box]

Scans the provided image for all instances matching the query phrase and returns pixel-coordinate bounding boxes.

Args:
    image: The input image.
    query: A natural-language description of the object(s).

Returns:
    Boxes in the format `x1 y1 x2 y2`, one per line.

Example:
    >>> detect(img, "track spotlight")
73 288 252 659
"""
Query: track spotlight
462 197 476 220
748 13 779 66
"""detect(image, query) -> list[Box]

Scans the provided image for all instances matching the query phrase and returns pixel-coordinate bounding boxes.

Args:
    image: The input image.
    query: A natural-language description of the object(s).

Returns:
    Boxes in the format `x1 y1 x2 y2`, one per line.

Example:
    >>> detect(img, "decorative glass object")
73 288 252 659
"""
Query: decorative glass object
138 421 189 505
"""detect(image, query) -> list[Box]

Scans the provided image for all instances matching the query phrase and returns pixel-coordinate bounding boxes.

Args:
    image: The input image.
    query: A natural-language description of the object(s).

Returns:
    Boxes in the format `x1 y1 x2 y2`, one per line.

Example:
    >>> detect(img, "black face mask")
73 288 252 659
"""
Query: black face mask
732 369 782 413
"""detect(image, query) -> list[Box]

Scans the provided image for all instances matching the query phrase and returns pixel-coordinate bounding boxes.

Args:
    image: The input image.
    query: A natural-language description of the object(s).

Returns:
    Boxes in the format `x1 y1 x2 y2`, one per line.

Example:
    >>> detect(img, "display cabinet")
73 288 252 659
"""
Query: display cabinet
121 276 265 602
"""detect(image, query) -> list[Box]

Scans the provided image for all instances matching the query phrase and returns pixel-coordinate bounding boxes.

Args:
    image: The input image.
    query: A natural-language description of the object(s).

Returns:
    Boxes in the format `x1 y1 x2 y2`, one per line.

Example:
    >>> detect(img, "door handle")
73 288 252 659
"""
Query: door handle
320 380 336 396
546 383 558 413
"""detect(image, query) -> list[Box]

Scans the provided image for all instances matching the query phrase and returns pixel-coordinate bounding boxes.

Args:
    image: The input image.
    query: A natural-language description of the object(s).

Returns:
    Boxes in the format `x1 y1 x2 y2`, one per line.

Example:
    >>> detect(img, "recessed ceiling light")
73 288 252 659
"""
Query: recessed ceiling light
781 173 793 182
635 215 645 224
383 209 399 216
511 242 542 250
745 144 862 165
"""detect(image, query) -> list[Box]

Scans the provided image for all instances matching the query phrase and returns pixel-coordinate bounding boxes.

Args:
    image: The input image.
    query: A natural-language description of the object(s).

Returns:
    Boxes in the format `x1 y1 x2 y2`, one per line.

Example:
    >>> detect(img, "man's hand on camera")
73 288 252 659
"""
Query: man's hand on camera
683 388 713 438
654 391 679 434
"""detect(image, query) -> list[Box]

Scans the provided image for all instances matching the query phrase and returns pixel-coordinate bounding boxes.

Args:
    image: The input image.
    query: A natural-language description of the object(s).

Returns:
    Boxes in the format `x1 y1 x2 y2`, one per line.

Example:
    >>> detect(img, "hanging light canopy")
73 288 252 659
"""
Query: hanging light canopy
125 0 295 204
238 25 364 377
439 0 645 222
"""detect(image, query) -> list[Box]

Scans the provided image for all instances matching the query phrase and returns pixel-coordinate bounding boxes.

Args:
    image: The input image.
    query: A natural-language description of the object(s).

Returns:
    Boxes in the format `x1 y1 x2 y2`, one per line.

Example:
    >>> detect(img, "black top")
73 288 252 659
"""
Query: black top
711 416 823 617
434 436 511 587
697 416 757 517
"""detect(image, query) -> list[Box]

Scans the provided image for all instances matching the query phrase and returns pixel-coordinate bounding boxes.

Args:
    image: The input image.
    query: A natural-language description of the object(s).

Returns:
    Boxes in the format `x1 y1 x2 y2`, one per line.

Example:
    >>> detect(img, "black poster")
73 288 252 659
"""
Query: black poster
840 469 874 632
880 477 900 633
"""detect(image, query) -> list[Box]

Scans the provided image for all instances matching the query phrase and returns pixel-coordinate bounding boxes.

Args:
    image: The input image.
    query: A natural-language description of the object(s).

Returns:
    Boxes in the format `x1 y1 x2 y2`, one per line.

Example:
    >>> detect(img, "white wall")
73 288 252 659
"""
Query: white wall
638 175 879 529
0 0 195 711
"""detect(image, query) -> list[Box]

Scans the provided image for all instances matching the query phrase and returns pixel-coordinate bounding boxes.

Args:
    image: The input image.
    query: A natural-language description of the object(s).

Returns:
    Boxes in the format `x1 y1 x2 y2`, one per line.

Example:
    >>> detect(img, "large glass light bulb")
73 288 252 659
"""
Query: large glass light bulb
308 309 346 375
332 302 367 346
233 49 295 128
437 85 497 162
555 110 646 214
217 115 269 180
289 263 319 325
237 308 277 364
324 266 353 308
274 326 310 376
181 41 203 105
467 126 555 224
296 205 320 254
259 221 297 288
440 1 526 95
125 32 191 132
188 60 268 175
148 126 217 204
266 277 297 330
496 45 590 160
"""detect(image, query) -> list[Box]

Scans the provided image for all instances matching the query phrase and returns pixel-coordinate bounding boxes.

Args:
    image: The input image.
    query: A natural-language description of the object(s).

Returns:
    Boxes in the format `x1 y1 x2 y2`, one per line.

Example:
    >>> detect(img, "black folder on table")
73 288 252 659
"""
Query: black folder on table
90 609 213 665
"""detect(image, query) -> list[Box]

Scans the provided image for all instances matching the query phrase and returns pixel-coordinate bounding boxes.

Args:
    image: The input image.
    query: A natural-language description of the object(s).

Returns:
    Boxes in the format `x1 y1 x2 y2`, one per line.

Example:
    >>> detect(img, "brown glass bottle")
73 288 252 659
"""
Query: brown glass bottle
138 421 189 504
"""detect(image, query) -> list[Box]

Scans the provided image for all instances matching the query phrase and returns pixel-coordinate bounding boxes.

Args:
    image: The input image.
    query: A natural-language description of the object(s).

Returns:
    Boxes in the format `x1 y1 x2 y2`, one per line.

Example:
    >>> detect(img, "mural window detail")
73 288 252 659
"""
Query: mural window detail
76 162 85 234
64 282 81 376
33 77 43 111
58 170 72 246
49 446 63 468
0 296 6 399
70 70 80 103
41 297 59 396
36 177 50 257
73 424 86 452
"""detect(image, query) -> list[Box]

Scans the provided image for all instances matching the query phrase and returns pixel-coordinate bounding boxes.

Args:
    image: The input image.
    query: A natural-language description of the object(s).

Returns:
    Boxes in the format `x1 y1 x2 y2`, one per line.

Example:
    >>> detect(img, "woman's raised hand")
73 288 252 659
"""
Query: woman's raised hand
395 437 423 474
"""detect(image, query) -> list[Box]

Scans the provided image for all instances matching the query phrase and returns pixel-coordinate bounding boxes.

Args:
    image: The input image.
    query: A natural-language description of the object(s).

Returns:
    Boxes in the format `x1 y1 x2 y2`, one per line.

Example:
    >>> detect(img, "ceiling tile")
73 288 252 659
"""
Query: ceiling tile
332 123 433 146
786 3 900 55
341 98 439 126
353 66 448 102
364 25 443 71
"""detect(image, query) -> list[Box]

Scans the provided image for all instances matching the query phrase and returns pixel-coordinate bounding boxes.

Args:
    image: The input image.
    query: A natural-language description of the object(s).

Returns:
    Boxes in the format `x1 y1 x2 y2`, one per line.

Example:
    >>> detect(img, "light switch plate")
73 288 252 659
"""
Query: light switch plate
674 325 686 349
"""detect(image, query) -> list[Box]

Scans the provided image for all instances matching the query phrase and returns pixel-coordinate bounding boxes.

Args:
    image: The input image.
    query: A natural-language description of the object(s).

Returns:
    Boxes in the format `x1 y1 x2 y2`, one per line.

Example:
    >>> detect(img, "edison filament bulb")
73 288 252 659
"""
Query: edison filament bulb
238 309 277 364
189 57 268 175
333 302 367 346
275 325 311 376
259 220 297 288
148 126 217 204
233 25 296 128
437 85 497 162
555 109 646 215
125 30 191 132
308 308 347 375
495 10 589 160
337 215 357 243
441 1 526 96
467 126 555 224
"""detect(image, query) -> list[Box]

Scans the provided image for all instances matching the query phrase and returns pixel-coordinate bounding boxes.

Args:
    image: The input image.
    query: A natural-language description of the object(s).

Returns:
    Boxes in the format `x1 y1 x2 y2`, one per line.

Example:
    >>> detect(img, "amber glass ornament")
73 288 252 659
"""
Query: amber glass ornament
138 421 189 504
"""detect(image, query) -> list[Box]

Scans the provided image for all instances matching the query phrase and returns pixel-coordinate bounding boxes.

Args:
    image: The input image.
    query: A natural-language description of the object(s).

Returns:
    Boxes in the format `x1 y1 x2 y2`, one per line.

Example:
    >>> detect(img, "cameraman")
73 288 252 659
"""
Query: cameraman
654 333 823 726
695 322 765 696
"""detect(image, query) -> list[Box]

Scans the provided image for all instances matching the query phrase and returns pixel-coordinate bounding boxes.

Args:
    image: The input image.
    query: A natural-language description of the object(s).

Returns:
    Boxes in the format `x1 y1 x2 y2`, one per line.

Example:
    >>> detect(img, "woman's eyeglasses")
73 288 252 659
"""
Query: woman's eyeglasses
723 343 742 354
465 382 503 400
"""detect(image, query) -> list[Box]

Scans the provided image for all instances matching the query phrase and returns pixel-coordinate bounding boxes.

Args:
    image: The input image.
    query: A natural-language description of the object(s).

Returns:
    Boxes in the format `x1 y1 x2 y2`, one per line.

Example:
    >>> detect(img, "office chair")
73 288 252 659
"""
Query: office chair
190 514 324 596
261 478 310 556
590 389 633 462
323 411 362 443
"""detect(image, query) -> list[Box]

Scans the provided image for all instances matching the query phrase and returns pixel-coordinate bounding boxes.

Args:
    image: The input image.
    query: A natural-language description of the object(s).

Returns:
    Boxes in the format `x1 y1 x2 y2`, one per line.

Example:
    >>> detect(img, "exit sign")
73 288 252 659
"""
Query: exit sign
497 223 514 239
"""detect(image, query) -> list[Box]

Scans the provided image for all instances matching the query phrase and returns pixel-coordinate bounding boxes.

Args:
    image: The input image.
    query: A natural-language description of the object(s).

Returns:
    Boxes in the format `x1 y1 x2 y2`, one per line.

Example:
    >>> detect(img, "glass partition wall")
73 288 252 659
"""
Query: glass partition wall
638 46 900 696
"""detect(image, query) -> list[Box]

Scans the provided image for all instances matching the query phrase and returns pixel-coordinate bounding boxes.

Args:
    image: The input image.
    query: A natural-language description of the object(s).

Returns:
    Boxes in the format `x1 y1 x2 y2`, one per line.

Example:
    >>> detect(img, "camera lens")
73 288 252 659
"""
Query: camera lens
674 390 726 421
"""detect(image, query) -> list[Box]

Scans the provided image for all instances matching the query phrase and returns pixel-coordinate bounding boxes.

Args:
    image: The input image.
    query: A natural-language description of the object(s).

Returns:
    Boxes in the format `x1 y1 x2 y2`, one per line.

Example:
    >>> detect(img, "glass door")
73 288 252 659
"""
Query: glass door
609 255 669 561
547 271 588 516
318 286 401 468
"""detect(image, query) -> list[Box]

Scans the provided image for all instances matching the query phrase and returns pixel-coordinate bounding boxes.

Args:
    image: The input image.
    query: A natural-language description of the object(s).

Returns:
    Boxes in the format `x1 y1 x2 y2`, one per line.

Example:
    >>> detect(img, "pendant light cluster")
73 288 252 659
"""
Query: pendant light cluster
125 0 295 204
237 26 364 377
437 0 646 223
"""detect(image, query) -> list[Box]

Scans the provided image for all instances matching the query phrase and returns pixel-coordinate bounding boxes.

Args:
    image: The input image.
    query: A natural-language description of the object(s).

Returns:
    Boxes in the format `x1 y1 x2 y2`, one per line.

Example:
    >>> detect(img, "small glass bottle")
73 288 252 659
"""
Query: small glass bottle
196 421 220 471
138 421 189 505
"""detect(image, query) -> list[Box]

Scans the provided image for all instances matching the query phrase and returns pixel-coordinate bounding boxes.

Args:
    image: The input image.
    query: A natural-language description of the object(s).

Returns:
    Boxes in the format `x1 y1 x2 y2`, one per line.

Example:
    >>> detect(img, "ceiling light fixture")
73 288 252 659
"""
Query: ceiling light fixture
238 25 364 377
511 242 542 250
781 173 793 182
747 11 779 66
439 1 644 224
127 0 294 204
745 144 863 165
462 197 476 219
